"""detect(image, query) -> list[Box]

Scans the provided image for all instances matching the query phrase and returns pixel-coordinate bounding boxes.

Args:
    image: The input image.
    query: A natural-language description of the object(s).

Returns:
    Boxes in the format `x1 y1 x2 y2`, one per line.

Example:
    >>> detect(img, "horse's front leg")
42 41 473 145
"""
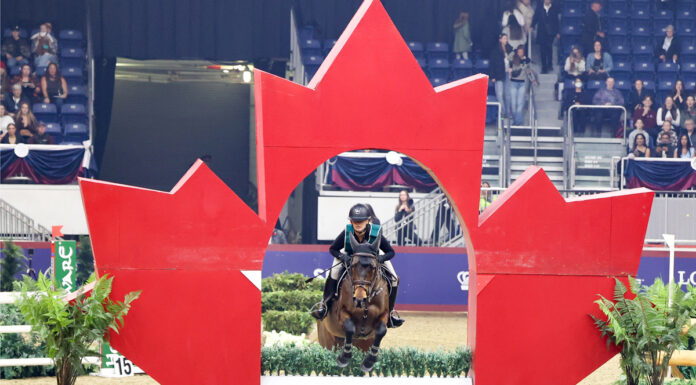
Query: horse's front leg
361 313 388 372
337 311 355 367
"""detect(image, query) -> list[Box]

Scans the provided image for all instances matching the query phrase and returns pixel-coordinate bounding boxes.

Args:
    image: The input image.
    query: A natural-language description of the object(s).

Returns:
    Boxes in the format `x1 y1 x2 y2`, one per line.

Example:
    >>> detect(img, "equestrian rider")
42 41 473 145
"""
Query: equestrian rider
310 203 404 328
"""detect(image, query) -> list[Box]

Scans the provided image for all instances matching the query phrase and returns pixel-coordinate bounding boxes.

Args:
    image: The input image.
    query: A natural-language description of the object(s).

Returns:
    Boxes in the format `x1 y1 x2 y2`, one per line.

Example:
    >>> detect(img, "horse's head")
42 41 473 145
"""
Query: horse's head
347 231 380 309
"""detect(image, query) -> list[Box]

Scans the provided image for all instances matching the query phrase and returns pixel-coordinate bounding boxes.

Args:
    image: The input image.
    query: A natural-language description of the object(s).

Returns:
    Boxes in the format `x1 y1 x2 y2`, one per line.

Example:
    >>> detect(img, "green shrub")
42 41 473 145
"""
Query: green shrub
261 343 471 377
262 290 322 312
1 240 26 291
0 304 53 379
262 272 325 293
262 310 315 335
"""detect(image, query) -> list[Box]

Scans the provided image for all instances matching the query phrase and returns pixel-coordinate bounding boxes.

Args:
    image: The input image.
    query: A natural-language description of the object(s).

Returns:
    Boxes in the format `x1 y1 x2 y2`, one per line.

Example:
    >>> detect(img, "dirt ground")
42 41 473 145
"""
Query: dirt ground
2 311 622 384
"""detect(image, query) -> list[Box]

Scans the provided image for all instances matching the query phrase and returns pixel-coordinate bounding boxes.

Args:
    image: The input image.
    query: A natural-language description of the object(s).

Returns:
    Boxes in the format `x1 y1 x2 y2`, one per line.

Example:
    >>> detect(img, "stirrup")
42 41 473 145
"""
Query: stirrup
388 310 404 328
310 301 328 320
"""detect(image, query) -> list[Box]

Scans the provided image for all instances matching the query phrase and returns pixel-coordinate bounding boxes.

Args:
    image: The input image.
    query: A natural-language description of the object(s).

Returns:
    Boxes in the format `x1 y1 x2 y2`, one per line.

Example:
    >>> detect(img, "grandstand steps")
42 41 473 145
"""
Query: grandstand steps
535 73 563 127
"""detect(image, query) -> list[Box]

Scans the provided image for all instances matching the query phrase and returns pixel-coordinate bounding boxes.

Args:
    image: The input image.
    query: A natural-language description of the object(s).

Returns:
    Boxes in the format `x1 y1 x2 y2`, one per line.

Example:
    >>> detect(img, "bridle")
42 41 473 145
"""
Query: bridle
346 252 383 318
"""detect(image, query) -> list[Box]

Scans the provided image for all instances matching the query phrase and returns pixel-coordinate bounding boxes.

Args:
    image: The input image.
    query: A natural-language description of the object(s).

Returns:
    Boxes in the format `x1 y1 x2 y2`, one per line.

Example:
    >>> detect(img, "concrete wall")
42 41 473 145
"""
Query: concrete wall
0 185 87 234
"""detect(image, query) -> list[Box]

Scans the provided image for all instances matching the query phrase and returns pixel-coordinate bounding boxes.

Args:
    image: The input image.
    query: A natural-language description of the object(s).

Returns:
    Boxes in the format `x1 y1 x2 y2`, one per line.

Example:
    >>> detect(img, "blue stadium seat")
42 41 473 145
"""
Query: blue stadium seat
322 39 336 55
474 59 490 74
63 123 88 142
408 42 424 58
61 104 88 125
613 73 631 84
678 9 696 21
633 60 654 76
298 26 313 41
32 103 58 123
653 22 671 36
682 37 696 47
612 59 632 75
631 7 650 20
587 79 603 90
416 57 426 68
426 42 449 61
3 28 28 38
654 9 674 22
451 58 473 79
65 85 87 105
561 24 581 37
684 79 696 92
59 30 83 40
45 122 62 144
562 6 583 19
683 61 696 74
429 77 447 87
607 6 628 19
9 66 20 76
62 66 82 82
302 55 322 78
299 39 321 57
640 79 656 92
428 58 450 78
679 25 696 38
683 43 696 60
610 43 630 57
632 42 653 58
615 78 631 91
60 48 85 68
608 23 628 36
658 79 676 92
658 62 678 73
36 66 47 77
608 35 629 49
631 22 651 37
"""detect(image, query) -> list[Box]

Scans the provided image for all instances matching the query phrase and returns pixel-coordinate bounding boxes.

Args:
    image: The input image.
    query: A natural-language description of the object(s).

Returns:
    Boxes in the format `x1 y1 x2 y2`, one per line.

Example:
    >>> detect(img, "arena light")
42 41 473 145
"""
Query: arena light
242 70 252 83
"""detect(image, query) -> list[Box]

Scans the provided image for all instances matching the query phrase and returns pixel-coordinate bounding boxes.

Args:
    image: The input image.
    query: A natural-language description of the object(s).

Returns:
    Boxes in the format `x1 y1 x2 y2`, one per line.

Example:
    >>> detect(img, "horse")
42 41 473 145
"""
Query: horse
316 231 391 372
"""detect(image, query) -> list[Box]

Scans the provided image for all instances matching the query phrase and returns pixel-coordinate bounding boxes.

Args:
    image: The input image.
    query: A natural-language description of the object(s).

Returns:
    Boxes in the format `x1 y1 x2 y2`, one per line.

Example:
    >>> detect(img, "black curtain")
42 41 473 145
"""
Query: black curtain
1 0 87 31
92 57 115 169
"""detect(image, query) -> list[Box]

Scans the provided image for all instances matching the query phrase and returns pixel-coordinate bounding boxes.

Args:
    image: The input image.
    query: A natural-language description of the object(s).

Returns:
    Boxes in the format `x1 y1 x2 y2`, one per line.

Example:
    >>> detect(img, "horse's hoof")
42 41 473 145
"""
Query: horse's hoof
361 352 378 372
336 352 352 368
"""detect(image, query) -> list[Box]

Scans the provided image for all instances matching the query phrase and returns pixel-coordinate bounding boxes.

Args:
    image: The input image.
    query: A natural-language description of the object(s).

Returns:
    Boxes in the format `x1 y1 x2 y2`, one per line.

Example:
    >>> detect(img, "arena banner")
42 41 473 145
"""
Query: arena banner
263 245 696 310
54 240 77 292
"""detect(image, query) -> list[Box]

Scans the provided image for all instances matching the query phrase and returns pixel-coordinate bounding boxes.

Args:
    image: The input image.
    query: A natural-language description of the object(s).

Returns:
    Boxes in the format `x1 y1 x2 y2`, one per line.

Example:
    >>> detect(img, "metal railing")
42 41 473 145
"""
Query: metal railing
289 9 307 86
0 199 52 241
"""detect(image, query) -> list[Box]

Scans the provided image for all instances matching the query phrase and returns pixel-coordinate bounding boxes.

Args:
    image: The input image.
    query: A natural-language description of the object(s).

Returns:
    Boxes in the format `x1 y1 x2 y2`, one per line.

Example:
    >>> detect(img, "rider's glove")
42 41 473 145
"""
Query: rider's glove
377 255 387 264
339 253 351 264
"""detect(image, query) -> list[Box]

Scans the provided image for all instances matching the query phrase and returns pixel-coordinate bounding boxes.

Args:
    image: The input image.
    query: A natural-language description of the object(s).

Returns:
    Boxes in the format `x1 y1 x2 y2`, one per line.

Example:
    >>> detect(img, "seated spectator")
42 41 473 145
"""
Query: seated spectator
591 77 624 137
632 95 657 132
657 120 678 147
10 63 41 102
31 23 58 69
563 77 592 134
0 66 8 104
655 25 680 64
15 101 37 141
586 40 612 80
41 63 68 111
28 122 53 144
671 80 687 110
564 46 585 79
657 96 681 132
628 119 653 151
685 118 696 147
2 26 30 71
3 83 28 117
682 96 696 124
628 79 654 112
675 134 695 158
0 123 21 144
0 105 14 135
630 133 651 157
654 132 676 158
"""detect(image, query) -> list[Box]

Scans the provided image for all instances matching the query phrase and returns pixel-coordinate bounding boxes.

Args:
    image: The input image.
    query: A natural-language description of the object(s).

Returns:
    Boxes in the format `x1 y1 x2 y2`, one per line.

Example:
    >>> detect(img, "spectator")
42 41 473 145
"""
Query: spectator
0 122 21 144
563 46 586 79
41 63 68 111
0 105 14 135
684 118 696 147
592 77 624 137
657 96 681 132
365 204 380 225
628 79 654 112
15 101 37 141
28 122 53 144
479 181 493 212
10 63 40 102
502 1 526 51
654 132 676 158
2 26 30 71
675 134 695 158
453 12 472 60
532 0 559 74
3 83 27 117
630 133 651 158
633 95 657 133
0 66 8 104
682 96 696 124
564 77 592 134
657 120 678 147
655 25 680 64
31 23 58 69
580 0 605 55
518 0 535 38
394 190 422 246
490 33 513 120
671 79 687 110
628 119 653 151
586 40 612 80
508 45 532 125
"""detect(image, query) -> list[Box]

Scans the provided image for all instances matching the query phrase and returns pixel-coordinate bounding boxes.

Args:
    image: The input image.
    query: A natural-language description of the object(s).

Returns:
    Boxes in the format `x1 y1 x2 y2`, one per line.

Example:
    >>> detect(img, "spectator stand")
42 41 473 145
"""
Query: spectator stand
0 143 96 184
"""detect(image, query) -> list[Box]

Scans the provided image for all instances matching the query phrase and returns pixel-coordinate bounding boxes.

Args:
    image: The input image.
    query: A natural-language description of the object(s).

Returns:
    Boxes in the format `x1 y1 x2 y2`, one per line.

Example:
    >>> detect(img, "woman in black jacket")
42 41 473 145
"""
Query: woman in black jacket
395 190 422 246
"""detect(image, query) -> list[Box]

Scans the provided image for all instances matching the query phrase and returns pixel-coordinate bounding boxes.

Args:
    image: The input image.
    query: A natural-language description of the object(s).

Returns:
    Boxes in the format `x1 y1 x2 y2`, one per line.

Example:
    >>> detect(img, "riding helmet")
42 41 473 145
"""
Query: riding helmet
348 203 371 221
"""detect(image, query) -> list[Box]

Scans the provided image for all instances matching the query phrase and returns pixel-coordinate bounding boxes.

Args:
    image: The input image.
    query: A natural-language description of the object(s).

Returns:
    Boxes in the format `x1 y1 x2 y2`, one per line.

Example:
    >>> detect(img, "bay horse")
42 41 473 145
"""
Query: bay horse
316 231 391 372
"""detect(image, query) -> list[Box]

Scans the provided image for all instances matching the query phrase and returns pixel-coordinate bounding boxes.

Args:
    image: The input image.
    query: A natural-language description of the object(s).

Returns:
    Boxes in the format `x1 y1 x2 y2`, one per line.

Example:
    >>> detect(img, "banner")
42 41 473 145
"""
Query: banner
329 155 437 191
54 240 77 292
624 159 696 191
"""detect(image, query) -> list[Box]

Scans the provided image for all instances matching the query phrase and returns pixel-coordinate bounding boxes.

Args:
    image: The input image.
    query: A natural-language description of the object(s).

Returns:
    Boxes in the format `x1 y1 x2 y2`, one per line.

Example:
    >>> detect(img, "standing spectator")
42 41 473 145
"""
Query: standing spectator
28 122 54 144
675 134 695 158
633 95 657 133
657 120 678 147
518 0 535 38
654 132 676 158
564 77 592 134
0 66 8 104
41 63 68 111
563 46 585 79
0 105 15 135
580 0 605 55
586 40 612 80
453 12 472 60
15 101 37 141
655 25 680 63
682 96 696 124
0 122 21 144
628 79 654 112
657 96 681 132
630 133 651 157
628 119 653 151
2 26 30 71
508 45 531 125
490 33 513 120
532 0 560 74
31 23 58 69
592 77 624 137
671 79 687 110
502 1 526 51
394 190 422 246
10 64 41 102
684 118 696 147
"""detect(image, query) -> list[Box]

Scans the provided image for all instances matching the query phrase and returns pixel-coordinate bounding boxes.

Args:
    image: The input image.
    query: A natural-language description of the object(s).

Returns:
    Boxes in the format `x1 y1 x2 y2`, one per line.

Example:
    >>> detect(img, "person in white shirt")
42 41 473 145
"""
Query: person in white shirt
502 0 526 51
0 105 14 135
657 96 681 130
655 25 680 63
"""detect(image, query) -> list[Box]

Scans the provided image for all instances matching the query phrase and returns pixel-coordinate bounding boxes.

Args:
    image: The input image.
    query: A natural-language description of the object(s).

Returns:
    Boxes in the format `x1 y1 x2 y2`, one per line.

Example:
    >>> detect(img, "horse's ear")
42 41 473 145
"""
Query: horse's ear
370 229 382 252
348 231 359 254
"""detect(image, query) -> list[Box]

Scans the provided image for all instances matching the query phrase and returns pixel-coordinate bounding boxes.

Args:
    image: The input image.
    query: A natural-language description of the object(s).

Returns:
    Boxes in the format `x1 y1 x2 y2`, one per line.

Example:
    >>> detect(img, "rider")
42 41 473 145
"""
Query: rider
310 203 404 328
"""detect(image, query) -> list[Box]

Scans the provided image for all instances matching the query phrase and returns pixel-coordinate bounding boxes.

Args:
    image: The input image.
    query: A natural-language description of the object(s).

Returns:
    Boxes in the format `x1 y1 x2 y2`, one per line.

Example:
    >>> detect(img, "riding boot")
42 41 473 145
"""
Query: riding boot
387 286 405 328
310 277 338 320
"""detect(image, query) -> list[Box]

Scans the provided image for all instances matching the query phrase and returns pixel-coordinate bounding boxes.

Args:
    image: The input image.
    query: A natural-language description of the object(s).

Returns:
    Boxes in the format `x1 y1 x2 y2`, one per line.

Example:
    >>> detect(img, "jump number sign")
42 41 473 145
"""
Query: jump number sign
102 343 136 377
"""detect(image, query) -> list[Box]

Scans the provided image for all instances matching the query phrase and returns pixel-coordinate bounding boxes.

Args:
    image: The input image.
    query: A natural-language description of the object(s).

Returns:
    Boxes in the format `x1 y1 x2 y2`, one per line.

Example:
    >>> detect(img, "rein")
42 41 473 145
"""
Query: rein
346 252 384 317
